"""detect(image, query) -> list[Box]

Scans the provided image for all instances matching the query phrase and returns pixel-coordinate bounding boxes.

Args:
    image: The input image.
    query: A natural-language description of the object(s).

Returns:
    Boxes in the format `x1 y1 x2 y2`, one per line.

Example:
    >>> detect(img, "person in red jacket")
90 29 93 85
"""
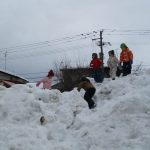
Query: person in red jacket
120 43 133 76
90 53 103 83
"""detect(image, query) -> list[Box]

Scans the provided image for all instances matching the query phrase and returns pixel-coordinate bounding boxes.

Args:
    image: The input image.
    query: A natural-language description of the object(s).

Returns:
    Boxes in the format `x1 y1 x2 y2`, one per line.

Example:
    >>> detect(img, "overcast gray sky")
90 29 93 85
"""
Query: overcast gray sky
0 0 150 81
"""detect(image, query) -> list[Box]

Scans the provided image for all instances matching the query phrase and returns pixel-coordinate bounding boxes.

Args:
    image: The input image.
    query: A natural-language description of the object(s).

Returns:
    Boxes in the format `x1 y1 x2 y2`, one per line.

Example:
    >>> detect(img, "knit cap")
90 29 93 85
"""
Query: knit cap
120 43 128 49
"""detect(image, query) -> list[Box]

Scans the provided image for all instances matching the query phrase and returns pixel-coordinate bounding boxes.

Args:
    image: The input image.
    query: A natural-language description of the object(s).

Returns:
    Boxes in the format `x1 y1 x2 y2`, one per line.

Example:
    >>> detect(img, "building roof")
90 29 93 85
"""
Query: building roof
0 69 28 83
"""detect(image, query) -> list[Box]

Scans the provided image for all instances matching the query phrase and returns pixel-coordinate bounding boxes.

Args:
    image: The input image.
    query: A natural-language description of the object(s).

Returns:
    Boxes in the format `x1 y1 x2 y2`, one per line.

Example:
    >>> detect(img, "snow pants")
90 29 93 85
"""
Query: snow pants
109 67 117 79
92 69 103 83
84 88 96 109
122 61 132 76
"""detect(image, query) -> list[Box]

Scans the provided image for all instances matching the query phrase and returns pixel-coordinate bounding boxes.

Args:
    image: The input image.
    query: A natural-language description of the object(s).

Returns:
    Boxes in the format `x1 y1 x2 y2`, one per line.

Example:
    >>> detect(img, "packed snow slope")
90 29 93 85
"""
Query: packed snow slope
0 69 150 150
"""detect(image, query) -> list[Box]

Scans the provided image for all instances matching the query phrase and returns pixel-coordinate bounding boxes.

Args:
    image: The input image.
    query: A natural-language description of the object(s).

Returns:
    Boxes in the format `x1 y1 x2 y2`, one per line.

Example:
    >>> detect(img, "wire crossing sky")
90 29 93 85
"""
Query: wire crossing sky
0 0 150 81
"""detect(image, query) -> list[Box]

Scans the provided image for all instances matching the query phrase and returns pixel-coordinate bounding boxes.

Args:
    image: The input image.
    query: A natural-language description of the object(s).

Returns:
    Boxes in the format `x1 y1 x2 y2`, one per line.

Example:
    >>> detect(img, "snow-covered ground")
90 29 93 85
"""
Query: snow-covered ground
1 69 150 150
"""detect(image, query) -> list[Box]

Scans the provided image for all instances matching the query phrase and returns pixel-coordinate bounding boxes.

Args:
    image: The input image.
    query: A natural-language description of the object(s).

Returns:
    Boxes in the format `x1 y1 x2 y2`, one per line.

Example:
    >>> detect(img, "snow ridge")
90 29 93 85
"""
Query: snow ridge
0 69 150 150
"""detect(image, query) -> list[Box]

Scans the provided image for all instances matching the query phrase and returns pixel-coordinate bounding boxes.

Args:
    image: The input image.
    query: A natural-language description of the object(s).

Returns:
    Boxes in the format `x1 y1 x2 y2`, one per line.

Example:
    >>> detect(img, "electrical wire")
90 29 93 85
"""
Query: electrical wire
7 43 92 60
0 31 96 53
1 28 150 81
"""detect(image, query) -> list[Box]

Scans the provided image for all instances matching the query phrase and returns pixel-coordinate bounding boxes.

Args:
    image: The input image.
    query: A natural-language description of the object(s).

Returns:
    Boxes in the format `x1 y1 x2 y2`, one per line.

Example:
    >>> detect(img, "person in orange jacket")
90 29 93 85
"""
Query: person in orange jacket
120 43 133 76
90 53 103 83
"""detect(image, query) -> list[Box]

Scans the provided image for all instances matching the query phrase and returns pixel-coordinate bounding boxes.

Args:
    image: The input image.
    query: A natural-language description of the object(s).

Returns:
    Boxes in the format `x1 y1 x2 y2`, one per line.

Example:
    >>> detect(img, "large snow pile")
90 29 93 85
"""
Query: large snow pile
0 69 150 150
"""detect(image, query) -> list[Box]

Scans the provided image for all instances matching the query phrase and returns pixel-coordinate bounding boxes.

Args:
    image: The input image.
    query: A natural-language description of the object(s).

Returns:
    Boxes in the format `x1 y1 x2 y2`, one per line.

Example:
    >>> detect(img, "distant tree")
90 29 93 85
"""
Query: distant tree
53 58 71 82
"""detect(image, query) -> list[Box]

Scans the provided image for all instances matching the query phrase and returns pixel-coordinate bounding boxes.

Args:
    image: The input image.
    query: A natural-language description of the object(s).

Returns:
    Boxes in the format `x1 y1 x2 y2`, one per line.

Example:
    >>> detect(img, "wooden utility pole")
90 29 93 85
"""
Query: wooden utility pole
99 30 104 69
92 30 104 68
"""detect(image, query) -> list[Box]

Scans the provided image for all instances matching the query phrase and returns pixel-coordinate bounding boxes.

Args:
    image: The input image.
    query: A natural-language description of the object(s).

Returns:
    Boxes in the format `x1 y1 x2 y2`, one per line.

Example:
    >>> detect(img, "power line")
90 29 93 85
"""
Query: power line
1 28 150 62
1 28 150 55
7 43 92 60
103 29 150 35
0 31 97 53
7 36 92 54
1 28 150 70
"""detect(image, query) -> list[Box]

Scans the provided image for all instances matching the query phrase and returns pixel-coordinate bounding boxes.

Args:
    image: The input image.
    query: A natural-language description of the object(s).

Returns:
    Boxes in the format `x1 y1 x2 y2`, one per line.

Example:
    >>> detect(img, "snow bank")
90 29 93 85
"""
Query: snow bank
0 69 150 150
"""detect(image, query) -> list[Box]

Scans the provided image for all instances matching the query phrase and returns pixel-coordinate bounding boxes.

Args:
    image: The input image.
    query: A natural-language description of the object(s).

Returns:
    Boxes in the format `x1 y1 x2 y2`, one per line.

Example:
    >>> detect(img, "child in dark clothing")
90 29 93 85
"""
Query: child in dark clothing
77 77 96 109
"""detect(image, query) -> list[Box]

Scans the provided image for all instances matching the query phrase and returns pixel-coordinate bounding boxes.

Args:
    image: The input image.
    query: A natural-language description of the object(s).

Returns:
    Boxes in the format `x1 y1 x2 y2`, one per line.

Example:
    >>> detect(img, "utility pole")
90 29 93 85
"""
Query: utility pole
4 51 7 70
99 30 104 69
92 30 104 68
92 30 111 75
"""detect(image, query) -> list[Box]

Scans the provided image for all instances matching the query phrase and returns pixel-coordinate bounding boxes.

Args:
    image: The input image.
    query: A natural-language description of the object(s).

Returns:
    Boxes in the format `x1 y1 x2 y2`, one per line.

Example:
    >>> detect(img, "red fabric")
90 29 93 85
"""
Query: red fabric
90 58 102 69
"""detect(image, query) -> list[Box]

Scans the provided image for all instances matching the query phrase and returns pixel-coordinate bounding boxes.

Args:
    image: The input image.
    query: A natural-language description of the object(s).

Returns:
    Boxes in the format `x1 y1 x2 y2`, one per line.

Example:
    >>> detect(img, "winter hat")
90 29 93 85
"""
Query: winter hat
48 70 54 77
92 53 98 58
120 43 128 49
111 50 114 55
109 50 114 55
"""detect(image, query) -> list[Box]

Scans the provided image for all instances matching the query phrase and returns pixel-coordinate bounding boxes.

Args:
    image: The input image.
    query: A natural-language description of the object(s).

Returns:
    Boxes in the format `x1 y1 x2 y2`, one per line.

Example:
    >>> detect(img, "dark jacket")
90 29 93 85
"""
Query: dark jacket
77 81 95 91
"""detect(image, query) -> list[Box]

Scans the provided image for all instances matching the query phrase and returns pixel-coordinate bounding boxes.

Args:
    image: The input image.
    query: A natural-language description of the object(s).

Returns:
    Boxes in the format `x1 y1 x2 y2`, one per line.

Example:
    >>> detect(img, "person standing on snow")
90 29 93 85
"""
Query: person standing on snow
90 53 103 83
36 70 54 89
107 50 119 80
120 43 133 76
77 76 96 109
